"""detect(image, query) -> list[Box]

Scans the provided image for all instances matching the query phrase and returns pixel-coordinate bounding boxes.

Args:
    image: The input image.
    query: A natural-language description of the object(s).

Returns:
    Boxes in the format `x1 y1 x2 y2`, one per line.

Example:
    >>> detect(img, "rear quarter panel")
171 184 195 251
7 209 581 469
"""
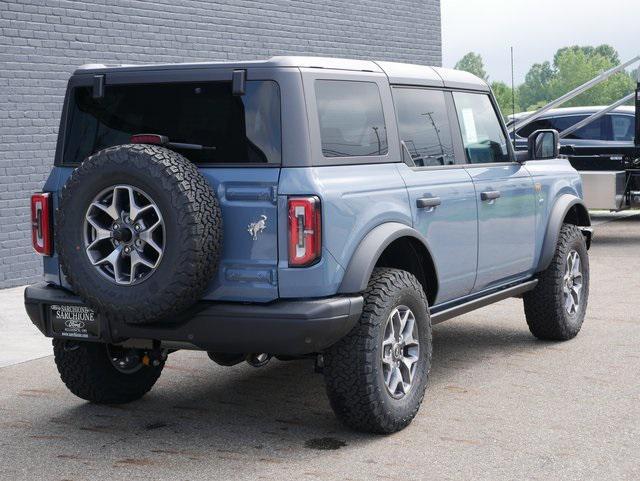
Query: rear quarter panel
277 164 411 298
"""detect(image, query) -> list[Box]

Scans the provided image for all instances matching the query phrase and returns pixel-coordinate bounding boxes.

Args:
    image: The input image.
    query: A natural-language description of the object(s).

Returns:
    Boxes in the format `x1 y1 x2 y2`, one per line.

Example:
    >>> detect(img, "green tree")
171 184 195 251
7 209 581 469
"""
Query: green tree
517 44 634 111
518 61 554 111
454 52 488 81
549 45 634 107
491 81 520 119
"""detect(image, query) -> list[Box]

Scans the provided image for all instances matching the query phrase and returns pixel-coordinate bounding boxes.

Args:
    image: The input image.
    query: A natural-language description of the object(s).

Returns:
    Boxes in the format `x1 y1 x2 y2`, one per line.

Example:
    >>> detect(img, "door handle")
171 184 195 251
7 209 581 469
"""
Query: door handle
480 190 501 201
417 197 442 209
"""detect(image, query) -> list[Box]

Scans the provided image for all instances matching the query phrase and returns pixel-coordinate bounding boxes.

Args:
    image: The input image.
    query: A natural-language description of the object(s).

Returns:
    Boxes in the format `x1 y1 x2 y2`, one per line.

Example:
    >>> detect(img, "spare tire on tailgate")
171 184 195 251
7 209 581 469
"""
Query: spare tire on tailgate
57 144 222 325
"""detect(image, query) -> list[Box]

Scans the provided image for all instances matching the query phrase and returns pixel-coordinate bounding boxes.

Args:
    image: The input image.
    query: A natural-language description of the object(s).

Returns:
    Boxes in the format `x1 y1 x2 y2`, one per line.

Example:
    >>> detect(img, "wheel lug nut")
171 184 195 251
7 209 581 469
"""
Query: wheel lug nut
113 224 120 230
124 246 131 254
134 224 141 231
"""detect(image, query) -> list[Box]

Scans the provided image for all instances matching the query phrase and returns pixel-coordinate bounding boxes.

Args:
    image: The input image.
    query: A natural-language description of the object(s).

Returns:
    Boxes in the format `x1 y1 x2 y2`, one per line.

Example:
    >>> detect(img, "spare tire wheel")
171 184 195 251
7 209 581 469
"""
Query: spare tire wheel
56 144 222 325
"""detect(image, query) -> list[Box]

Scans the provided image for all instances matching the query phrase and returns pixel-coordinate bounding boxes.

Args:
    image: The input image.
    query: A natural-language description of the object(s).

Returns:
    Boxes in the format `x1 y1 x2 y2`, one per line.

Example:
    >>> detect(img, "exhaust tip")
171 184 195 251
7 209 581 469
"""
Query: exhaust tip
246 353 271 367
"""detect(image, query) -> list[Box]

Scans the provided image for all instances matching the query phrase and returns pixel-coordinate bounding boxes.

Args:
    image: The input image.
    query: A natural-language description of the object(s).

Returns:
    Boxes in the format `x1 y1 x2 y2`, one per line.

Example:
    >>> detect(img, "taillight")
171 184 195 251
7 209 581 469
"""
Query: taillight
31 193 52 256
288 196 321 267
130 134 168 145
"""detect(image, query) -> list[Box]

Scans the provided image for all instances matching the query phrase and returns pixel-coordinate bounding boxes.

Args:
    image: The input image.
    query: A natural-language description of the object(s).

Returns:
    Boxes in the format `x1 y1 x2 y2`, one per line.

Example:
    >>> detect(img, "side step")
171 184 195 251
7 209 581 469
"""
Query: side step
430 279 538 324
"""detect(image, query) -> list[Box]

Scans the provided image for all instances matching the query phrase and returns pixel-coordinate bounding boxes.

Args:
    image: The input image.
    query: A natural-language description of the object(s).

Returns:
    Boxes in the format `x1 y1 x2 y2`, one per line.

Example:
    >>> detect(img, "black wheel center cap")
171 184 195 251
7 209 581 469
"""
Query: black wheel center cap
112 227 133 243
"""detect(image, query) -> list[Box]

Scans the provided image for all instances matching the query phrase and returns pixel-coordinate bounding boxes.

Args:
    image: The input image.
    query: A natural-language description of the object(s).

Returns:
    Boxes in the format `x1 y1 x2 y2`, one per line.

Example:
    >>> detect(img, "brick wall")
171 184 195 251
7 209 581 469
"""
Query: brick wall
0 0 441 288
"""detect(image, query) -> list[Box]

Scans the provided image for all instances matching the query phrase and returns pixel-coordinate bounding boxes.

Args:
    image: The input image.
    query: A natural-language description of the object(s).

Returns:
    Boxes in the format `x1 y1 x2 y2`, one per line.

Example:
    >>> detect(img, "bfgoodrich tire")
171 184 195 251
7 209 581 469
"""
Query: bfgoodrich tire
523 224 589 341
53 339 164 404
323 268 432 434
56 144 222 325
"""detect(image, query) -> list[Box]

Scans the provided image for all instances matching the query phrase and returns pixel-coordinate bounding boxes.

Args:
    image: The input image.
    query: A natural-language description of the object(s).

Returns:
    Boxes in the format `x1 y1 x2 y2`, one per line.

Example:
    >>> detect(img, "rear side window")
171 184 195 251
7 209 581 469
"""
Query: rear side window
517 115 612 141
452 92 510 164
315 80 388 157
63 80 281 164
393 87 455 166
562 116 607 140
611 114 634 141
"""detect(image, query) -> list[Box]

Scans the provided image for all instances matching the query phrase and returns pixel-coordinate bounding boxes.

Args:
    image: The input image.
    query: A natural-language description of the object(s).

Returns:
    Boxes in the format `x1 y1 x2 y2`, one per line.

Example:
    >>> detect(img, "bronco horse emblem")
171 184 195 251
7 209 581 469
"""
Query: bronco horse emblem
247 215 267 240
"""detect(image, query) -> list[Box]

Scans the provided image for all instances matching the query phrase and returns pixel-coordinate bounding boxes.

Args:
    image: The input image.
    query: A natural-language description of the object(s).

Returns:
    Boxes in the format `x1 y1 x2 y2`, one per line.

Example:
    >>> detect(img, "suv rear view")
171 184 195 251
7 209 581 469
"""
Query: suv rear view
25 57 591 434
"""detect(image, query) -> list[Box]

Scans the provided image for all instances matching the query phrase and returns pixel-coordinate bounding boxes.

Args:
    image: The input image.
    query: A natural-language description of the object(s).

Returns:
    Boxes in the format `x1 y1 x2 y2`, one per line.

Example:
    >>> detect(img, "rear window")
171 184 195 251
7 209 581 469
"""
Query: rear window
63 80 281 164
315 80 388 157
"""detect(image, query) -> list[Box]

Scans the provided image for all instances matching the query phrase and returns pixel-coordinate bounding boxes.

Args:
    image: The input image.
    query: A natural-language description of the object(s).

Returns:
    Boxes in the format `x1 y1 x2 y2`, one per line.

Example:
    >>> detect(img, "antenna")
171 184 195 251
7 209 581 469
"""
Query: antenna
510 46 516 138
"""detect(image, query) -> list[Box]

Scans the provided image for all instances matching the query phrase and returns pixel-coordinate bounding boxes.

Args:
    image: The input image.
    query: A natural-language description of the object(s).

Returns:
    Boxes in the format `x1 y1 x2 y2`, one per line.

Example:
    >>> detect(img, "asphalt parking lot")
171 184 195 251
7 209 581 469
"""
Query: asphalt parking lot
0 212 638 481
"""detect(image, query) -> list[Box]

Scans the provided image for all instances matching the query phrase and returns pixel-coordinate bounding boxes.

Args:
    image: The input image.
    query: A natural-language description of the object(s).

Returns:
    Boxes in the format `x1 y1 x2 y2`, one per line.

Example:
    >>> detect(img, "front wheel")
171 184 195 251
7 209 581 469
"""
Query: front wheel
53 339 164 404
323 268 432 434
524 224 590 341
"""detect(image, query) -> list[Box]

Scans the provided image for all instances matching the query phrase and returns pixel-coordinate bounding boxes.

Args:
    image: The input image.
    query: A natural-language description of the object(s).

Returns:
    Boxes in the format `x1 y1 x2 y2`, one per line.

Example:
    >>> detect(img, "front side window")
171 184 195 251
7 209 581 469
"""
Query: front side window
393 88 455 167
516 118 555 138
63 80 281 164
315 80 388 157
453 92 510 164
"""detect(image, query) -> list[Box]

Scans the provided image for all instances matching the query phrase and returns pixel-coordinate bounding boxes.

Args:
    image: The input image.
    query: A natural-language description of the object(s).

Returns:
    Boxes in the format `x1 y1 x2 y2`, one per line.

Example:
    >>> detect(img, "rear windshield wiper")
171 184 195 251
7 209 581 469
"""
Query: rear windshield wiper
130 134 216 151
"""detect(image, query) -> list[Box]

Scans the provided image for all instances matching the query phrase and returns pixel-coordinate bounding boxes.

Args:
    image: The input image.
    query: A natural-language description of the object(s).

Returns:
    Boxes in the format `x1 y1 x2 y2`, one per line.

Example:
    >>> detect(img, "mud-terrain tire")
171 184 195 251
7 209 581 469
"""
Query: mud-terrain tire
323 268 432 434
524 224 589 341
57 144 221 325
53 339 164 404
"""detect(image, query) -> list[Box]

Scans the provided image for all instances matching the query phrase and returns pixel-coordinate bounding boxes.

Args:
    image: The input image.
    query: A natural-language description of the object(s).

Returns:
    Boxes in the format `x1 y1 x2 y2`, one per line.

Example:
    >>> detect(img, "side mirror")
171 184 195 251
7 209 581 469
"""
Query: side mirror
527 129 559 160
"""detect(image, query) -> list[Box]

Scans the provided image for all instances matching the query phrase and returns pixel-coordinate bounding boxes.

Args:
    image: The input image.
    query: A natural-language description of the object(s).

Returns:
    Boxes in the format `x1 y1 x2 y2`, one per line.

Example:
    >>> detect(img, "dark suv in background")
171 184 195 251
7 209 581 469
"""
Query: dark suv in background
509 106 636 170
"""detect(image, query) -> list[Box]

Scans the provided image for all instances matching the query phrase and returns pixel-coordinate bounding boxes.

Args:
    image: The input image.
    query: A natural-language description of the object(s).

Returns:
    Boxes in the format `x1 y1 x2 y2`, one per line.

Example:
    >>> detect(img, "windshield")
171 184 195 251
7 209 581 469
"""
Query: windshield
63 80 281 164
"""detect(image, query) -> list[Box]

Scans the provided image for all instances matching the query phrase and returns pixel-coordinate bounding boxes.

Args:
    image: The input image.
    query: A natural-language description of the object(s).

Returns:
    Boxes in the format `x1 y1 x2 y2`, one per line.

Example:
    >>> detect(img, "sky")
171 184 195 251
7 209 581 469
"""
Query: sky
441 0 640 85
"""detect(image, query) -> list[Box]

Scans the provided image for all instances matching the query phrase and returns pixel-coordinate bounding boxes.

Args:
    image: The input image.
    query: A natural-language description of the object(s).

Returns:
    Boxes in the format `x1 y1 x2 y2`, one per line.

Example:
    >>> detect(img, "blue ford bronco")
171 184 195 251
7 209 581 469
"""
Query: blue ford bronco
24 57 592 433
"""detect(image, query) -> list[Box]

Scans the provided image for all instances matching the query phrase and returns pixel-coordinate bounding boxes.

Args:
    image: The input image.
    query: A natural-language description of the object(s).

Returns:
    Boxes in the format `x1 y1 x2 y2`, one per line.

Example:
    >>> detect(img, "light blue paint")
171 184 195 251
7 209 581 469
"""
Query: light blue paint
41 157 584 305
395 163 478 303
465 163 537 291
277 163 412 298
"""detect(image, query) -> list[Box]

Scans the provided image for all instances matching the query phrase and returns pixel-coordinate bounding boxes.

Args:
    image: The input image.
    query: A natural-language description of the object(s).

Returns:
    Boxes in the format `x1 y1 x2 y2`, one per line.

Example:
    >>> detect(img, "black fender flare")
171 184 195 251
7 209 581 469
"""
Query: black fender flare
536 194 591 272
338 222 438 295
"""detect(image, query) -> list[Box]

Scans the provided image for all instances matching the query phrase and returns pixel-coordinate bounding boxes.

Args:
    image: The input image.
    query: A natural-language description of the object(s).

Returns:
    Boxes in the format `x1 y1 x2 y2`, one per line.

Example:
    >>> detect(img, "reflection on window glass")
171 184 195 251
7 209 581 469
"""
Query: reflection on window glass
453 92 510 164
63 81 281 164
393 88 455 166
517 116 583 138
610 115 634 141
315 80 388 157
518 114 617 141
563 116 606 140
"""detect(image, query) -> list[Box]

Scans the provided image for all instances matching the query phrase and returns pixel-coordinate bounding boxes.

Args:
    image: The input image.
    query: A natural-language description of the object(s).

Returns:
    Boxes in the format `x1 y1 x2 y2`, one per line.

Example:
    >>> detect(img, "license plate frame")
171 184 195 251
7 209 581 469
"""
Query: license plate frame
49 304 100 339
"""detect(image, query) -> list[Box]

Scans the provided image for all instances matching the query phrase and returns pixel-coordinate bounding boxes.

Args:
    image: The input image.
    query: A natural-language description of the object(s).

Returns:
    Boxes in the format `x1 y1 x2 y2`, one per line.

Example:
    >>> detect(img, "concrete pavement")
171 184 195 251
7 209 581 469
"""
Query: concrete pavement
0 286 51 368
0 213 638 480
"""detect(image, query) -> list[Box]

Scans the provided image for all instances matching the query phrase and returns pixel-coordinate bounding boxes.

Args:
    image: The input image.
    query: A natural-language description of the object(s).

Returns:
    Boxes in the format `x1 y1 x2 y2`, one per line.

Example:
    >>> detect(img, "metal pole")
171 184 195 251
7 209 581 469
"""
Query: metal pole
512 55 640 132
559 92 635 138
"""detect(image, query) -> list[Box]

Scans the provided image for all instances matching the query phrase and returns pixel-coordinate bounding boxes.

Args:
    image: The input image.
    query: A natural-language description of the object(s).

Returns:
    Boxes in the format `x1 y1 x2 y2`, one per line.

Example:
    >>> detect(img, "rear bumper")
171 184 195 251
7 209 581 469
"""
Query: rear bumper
24 282 363 355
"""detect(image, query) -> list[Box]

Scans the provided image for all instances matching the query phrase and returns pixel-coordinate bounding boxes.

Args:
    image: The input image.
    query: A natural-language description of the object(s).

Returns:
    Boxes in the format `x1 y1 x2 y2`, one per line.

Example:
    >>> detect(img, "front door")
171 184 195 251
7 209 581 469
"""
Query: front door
451 91 537 291
393 87 478 304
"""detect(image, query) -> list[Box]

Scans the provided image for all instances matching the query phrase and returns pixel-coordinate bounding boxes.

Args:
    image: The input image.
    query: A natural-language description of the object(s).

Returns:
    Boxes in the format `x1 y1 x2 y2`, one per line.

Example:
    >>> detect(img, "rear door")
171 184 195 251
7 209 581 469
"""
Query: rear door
393 87 478 303
60 68 284 301
451 91 537 291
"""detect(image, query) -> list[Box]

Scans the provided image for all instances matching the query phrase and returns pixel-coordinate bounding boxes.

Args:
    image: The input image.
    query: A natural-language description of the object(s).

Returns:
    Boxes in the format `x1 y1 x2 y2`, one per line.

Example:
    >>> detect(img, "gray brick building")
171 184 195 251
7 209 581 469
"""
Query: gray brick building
0 0 441 288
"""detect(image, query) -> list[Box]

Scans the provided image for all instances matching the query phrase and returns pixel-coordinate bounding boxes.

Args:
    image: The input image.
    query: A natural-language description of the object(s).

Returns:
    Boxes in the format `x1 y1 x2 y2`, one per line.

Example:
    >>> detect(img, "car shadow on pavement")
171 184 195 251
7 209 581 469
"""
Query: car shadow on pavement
591 212 640 246
17 320 551 465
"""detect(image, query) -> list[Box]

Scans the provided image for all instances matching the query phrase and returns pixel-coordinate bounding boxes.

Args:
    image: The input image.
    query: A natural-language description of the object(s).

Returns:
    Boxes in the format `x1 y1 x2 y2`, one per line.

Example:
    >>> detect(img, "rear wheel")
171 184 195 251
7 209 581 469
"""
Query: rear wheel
323 268 432 434
524 224 589 341
53 339 164 404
